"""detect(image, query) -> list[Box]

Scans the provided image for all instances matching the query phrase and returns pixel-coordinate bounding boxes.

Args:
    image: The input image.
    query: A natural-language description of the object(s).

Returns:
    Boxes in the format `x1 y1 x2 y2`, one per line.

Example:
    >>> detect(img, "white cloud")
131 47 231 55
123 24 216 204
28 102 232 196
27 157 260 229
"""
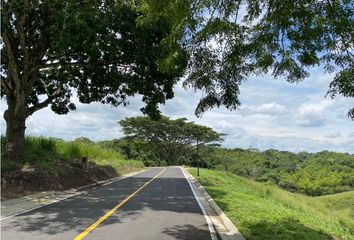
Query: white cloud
223 126 353 153
241 102 288 115
324 132 341 138
294 100 333 127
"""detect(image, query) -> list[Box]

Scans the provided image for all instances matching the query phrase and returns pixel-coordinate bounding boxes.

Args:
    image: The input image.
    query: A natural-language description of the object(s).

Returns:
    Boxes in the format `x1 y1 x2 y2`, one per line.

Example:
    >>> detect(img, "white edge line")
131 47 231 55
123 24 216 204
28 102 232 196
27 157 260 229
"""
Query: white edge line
181 167 218 240
0 169 148 221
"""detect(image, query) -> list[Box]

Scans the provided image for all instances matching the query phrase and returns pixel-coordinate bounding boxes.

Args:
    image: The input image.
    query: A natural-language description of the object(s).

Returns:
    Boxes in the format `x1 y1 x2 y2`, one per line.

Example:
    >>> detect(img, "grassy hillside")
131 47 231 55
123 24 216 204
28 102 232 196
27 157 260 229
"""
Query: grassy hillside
1 136 144 199
189 168 354 240
201 148 354 196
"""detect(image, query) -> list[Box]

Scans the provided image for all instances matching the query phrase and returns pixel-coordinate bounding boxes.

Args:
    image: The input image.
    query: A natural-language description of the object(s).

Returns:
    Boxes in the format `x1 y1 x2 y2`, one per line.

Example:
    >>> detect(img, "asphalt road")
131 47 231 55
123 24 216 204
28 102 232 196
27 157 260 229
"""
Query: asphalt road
1 167 213 240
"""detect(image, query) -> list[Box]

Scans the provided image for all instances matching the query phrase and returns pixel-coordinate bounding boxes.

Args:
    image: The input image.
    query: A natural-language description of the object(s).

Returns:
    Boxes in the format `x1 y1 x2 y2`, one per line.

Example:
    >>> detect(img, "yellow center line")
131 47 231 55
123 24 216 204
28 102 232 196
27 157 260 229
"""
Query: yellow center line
73 168 166 240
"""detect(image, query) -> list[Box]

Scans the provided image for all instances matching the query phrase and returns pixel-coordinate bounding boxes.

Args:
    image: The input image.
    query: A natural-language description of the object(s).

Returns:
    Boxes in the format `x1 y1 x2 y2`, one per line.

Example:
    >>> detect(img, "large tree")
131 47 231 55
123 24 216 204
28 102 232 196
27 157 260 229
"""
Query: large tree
119 116 224 165
1 0 187 163
140 0 354 118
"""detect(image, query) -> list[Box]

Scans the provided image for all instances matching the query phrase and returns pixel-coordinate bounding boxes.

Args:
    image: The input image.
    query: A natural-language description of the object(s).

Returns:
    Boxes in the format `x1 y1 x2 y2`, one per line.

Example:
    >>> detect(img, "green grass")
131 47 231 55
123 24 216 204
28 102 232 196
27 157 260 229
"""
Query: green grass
189 168 354 240
1 136 144 175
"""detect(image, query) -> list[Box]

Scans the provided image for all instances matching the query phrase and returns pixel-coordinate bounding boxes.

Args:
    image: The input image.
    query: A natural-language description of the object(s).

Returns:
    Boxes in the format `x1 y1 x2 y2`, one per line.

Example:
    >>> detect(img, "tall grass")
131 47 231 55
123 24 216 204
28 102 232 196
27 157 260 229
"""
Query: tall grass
1 136 144 174
189 168 354 240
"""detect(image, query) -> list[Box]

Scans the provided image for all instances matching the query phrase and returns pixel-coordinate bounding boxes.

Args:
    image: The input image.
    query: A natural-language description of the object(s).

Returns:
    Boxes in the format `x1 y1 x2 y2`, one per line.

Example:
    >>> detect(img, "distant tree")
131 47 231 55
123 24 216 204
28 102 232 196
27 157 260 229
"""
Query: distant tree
1 1 187 163
119 116 224 165
140 0 354 118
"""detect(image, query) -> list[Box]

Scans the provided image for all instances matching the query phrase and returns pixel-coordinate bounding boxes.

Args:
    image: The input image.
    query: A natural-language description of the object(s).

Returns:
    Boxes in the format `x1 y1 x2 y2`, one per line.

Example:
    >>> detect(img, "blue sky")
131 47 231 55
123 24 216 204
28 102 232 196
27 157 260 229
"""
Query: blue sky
1 67 353 153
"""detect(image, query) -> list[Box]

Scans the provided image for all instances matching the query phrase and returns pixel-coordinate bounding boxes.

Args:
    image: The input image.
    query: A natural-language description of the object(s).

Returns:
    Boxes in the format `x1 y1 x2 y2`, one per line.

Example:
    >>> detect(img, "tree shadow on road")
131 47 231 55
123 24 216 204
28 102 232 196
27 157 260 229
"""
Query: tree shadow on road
1 172 155 236
1 168 216 239
163 224 212 240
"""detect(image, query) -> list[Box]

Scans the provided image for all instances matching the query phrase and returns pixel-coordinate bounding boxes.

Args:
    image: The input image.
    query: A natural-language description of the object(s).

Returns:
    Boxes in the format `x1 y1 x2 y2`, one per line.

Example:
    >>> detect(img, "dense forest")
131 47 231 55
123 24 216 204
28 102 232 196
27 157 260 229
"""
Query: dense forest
98 137 354 197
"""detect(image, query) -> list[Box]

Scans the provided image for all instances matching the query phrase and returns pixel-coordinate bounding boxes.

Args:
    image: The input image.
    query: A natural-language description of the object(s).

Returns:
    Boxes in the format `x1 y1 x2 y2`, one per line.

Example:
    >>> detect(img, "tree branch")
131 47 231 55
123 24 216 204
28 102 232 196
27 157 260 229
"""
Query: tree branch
2 32 22 93
14 0 30 85
1 51 8 65
27 88 62 116
28 2 51 89
1 77 13 94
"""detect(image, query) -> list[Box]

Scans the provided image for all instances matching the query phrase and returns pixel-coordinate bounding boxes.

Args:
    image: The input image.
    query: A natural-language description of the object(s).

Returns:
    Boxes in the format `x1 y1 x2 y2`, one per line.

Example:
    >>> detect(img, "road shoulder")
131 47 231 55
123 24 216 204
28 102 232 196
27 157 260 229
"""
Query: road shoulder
182 167 246 240
0 168 147 220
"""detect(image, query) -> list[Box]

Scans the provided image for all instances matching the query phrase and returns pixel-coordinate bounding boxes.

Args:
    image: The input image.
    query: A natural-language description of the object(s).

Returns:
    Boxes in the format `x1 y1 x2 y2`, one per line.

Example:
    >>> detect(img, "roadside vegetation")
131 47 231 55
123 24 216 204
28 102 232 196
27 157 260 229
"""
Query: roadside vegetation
1 136 143 199
103 119 354 196
189 168 354 240
1 118 353 240
200 148 354 196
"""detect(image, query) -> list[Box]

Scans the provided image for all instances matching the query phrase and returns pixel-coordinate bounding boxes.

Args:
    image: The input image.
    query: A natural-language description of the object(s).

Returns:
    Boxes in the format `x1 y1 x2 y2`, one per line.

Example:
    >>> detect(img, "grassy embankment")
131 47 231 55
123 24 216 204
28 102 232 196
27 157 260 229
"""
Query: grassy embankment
189 168 354 240
1 136 144 199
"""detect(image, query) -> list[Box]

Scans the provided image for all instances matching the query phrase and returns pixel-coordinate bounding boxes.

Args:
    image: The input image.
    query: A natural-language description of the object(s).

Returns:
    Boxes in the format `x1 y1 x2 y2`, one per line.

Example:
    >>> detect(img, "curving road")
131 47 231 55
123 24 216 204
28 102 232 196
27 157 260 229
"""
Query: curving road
1 167 213 240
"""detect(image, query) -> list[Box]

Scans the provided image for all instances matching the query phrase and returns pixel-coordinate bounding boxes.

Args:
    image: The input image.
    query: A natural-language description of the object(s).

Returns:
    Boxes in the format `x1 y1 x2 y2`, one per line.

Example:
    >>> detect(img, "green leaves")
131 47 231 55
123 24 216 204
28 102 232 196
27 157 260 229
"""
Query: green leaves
203 147 354 196
3 0 353 123
2 0 187 118
140 0 354 119
327 65 354 118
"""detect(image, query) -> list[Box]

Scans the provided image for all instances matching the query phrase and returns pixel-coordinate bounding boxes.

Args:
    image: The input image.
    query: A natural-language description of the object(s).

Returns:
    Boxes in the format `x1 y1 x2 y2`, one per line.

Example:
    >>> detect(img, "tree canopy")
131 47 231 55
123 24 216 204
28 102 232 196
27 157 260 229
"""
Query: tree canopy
2 0 187 116
140 0 354 118
119 116 224 165
1 0 187 162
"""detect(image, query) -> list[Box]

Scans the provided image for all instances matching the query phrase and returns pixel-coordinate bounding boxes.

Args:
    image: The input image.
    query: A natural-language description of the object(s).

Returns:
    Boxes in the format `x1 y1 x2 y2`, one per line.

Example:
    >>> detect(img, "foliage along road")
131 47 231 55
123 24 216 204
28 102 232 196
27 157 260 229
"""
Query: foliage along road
1 167 213 240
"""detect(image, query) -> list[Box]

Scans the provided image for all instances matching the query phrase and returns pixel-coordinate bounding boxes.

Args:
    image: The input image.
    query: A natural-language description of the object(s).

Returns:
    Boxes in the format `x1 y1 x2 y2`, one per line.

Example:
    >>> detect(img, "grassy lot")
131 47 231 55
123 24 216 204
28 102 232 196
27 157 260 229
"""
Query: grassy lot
1 136 144 199
189 168 354 240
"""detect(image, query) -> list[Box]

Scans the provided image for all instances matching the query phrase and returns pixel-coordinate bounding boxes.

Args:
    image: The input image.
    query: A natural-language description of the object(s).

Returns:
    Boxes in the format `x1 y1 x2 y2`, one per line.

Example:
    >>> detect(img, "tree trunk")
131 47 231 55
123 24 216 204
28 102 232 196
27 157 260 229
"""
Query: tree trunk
3 97 27 164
